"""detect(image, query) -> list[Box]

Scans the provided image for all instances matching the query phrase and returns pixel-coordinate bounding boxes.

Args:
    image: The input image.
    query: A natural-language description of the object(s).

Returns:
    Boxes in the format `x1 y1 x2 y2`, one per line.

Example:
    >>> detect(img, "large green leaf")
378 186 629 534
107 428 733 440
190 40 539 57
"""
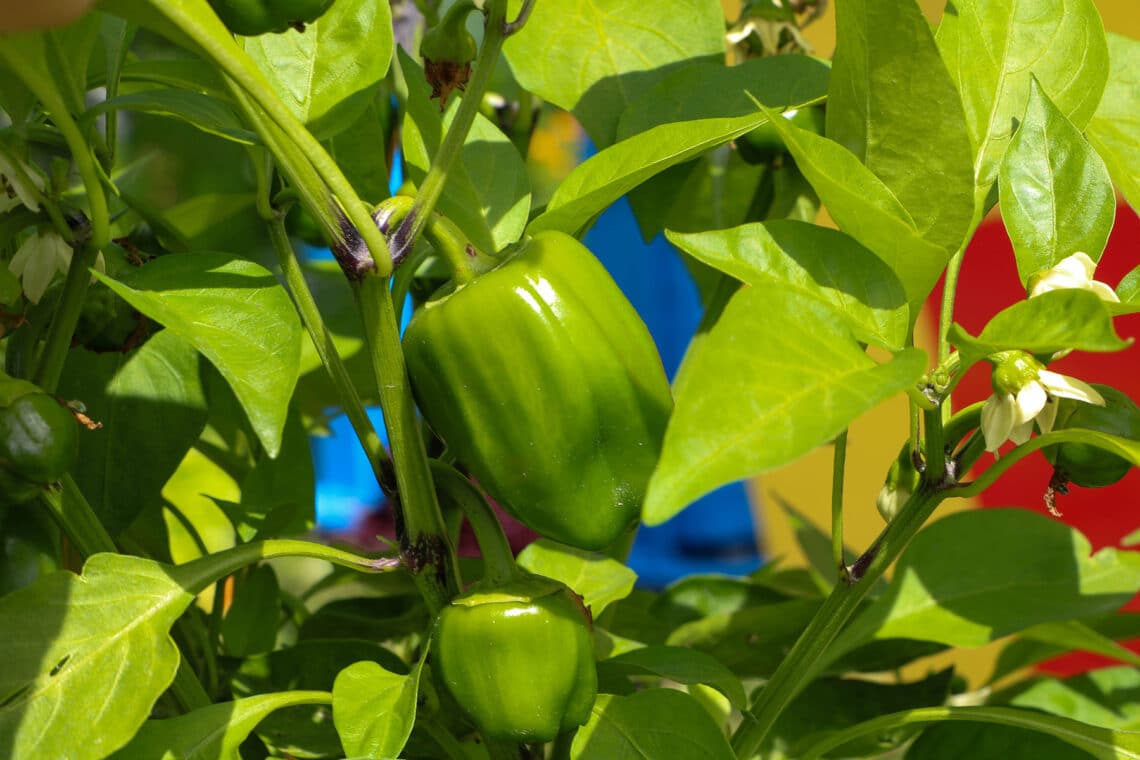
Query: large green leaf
0 555 195 760
503 0 725 147
221 564 280 657
999 79 1116 284
94 252 303 457
936 0 1110 205
902 714 1121 760
597 646 747 711
57 331 208 536
616 56 831 139
571 690 735 759
949 289 1130 371
1088 33 1140 214
643 281 926 525
242 0 392 140
990 614 1140 682
332 657 424 760
110 691 332 760
516 539 637 617
1006 666 1140 731
325 92 391 205
81 89 257 144
400 49 530 253
828 0 974 253
835 509 1140 653
667 221 909 350
759 102 952 306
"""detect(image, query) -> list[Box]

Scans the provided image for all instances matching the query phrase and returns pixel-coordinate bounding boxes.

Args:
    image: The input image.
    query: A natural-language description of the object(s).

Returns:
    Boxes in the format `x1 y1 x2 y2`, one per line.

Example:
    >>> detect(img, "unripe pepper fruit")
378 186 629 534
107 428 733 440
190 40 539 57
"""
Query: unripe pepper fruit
402 229 673 551
431 571 597 743
207 0 335 36
1046 384 1140 488
0 371 78 505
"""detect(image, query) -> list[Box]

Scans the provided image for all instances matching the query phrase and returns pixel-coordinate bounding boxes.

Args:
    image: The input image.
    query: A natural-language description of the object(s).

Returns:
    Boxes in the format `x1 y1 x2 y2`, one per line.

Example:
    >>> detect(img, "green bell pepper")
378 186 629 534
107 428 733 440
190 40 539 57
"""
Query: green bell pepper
402 229 673 551
0 371 78 505
207 0 335 36
1047 384 1140 488
431 571 597 743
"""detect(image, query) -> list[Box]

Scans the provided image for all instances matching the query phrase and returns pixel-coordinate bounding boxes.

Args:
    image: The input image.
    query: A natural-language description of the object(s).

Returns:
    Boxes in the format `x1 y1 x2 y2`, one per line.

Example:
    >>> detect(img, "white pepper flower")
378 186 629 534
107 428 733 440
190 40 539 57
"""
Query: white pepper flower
1027 252 1119 302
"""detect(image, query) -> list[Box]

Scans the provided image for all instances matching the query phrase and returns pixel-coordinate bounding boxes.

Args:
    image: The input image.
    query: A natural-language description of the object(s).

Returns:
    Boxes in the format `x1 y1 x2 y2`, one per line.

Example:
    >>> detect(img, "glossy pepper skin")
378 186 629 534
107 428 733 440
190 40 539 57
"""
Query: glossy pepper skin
0 371 77 505
1047 384 1140 488
431 573 597 742
207 0 335 36
402 230 673 550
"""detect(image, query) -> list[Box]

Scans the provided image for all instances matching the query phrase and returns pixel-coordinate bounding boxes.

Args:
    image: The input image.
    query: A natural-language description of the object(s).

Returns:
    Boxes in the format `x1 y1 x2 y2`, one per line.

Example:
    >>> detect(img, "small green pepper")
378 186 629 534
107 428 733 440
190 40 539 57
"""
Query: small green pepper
402 230 673 550
1047 384 1140 488
431 571 597 743
0 371 78 504
737 105 825 165
207 0 336 36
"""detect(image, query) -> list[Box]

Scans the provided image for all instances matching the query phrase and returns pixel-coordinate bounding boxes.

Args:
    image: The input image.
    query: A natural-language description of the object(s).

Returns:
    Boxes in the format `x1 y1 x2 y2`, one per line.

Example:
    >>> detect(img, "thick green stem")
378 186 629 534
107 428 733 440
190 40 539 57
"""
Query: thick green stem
922 406 947 490
831 430 848 574
33 242 100 392
731 485 947 757
39 474 116 557
375 195 490 283
391 0 510 260
172 538 397 596
266 208 394 494
356 276 460 614
430 461 516 585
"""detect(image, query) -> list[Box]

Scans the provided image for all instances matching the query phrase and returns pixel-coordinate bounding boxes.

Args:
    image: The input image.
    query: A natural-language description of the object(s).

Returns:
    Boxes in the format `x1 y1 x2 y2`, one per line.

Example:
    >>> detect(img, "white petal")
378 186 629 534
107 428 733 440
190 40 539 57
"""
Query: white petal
1038 370 1105 406
1066 252 1098 280
1089 280 1120 303
981 394 1015 452
1014 381 1047 424
1009 420 1034 446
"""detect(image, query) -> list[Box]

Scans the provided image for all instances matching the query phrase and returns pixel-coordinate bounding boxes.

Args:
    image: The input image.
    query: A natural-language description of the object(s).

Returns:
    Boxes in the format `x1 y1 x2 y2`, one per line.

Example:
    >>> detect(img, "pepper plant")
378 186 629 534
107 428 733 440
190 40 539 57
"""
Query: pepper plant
1 0 1140 758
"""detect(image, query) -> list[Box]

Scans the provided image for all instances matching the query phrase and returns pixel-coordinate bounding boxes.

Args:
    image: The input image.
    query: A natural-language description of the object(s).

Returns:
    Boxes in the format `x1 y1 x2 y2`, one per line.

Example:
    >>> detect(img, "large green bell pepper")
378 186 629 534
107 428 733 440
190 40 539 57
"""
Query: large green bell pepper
402 229 673 551
431 572 597 742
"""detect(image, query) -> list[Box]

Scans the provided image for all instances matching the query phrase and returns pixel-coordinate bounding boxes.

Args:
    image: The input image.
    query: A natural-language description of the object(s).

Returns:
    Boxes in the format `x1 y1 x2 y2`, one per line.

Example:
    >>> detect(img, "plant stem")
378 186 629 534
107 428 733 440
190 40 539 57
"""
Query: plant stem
33 241 101 392
430 461 516 585
391 0 510 261
39 474 116 557
830 430 848 574
171 538 399 596
922 406 947 489
356 275 460 614
730 484 946 757
266 207 394 494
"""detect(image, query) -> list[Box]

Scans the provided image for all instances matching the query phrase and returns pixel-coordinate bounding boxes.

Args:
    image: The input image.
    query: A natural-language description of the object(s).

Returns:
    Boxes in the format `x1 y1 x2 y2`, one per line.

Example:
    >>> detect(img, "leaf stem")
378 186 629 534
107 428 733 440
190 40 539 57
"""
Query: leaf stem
265 199 395 495
430 461 516 586
831 430 848 575
391 0 510 260
39 474 117 557
33 241 100 392
356 275 460 614
171 538 400 596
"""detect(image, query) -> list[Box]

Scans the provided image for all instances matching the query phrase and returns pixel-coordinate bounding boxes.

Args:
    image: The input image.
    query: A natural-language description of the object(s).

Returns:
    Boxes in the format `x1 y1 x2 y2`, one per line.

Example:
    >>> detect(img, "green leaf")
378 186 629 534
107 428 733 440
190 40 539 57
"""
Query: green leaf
530 95 828 239
644 281 926 525
94 252 303 457
571 690 735 760
1006 666 1140 730
399 49 530 253
616 56 831 139
81 89 258 145
110 691 332 760
597 646 747 711
990 613 1140 682
1021 620 1140 670
332 657 424 760
57 331 208 536
221 564 280 657
0 555 195 760
503 0 725 147
936 0 1110 204
950 289 1131 371
239 407 316 534
325 93 391 204
835 509 1140 653
242 0 392 140
999 79 1116 283
767 669 955 758
1088 33 1140 214
905 718 1108 760
516 539 637 617
827 0 974 253
666 220 909 350
118 58 228 98
758 102 953 306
